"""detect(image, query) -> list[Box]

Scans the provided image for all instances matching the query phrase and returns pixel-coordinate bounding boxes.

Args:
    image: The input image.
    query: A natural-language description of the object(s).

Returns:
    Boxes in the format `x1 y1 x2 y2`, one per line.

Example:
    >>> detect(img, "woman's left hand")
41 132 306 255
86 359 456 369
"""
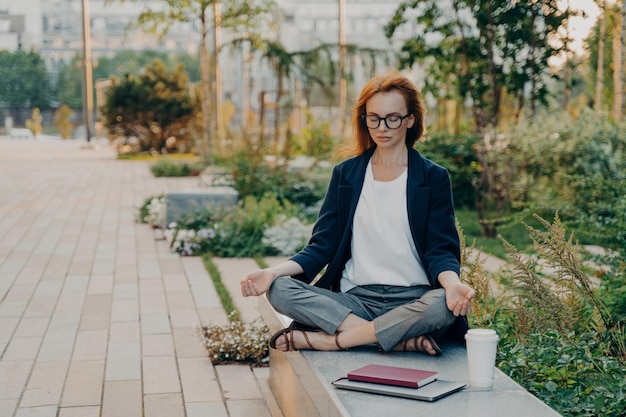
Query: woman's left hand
437 271 476 316
445 282 475 316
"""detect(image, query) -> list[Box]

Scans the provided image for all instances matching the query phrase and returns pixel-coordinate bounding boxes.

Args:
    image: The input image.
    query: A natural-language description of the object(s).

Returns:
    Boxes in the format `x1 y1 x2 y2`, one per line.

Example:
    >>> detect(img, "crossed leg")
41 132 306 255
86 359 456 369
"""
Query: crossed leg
271 314 377 351
267 278 451 354
271 314 441 355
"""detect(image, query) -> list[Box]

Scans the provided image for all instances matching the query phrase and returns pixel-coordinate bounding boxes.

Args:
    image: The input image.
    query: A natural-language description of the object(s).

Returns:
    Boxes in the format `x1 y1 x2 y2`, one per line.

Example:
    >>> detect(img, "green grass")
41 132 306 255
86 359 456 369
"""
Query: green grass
455 208 537 259
201 253 240 322
254 254 268 269
117 152 200 161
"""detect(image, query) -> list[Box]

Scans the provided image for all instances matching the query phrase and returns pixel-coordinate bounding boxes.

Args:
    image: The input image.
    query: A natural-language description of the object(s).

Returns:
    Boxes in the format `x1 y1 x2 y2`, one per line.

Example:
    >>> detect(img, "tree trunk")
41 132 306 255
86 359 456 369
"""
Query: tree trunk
258 90 266 152
563 2 571 111
613 4 623 121
338 0 348 140
273 68 283 155
213 2 223 145
622 0 626 118
564 65 571 111
199 7 213 165
596 1 606 114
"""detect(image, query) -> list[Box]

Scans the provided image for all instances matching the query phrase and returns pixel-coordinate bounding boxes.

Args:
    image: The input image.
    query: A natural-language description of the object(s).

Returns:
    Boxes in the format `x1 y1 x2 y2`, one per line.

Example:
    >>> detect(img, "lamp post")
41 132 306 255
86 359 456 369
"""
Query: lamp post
81 0 94 143
338 0 347 139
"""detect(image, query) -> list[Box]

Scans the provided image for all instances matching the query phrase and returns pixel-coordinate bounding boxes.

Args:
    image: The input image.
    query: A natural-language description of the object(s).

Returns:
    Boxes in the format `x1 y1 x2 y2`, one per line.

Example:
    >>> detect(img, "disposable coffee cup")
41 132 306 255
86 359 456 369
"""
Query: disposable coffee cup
465 328 499 389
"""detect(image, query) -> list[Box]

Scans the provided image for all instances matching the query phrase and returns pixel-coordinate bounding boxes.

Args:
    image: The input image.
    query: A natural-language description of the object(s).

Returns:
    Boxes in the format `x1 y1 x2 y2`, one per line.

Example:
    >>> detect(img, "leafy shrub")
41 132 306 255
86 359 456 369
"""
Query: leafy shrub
167 193 310 257
100 59 197 154
206 195 294 257
418 131 479 209
53 104 74 139
561 174 626 254
498 331 626 417
228 150 328 208
25 108 43 138
291 113 336 162
597 252 626 327
519 108 626 252
150 158 202 177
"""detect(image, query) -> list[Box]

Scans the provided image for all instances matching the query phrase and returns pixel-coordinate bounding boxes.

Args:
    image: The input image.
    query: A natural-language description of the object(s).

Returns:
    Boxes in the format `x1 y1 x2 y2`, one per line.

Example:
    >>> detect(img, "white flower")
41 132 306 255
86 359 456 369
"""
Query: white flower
146 196 166 229
262 215 312 255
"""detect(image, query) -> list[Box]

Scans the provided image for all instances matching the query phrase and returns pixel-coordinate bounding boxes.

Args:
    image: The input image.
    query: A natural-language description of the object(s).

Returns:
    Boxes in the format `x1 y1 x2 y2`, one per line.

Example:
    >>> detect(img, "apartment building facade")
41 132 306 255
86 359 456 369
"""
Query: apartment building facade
1 0 416 130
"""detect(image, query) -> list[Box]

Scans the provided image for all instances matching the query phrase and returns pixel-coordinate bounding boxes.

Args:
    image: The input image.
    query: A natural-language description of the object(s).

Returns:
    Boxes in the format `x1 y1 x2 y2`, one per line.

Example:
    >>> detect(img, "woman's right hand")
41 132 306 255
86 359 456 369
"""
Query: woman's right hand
240 269 277 297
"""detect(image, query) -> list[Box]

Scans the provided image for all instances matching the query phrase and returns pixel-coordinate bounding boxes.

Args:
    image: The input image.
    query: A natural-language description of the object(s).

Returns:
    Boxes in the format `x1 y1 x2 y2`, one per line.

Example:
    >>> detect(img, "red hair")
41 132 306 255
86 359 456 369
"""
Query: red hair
346 72 426 156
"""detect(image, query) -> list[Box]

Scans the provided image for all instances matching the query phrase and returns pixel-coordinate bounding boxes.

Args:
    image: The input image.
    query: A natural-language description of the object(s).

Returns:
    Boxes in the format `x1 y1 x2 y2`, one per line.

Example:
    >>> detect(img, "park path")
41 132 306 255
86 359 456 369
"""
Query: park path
0 138 283 417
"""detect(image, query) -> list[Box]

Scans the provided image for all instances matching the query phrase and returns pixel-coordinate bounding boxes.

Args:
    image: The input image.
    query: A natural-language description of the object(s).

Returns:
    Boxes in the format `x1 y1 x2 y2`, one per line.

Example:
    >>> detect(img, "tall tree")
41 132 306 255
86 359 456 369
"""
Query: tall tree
0 50 51 117
240 38 385 155
56 54 84 109
56 50 201 110
111 0 276 164
385 0 570 131
587 3 623 117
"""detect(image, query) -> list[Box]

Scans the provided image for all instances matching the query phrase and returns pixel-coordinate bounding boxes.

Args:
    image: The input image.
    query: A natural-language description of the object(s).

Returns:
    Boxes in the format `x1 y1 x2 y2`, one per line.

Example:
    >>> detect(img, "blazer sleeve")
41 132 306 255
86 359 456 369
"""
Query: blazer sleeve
422 164 461 284
289 164 344 283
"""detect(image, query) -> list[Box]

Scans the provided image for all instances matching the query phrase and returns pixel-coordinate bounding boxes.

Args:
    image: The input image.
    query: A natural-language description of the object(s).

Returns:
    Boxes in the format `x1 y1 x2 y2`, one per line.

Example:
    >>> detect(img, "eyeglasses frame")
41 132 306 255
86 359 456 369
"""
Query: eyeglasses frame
360 113 412 129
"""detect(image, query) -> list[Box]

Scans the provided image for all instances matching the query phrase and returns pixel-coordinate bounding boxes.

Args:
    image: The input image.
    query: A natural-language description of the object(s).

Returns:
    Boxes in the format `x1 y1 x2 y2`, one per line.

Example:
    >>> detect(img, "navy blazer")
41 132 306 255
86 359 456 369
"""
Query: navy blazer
291 145 461 291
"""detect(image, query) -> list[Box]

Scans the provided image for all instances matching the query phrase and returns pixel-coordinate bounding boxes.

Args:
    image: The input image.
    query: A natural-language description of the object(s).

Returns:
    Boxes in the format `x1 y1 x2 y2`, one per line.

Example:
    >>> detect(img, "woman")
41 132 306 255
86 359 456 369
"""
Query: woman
241 71 474 354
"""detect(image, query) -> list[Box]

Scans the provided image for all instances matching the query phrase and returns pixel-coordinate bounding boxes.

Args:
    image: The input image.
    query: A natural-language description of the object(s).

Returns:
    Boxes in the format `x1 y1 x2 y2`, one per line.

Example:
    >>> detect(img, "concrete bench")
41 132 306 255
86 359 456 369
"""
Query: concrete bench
165 187 238 225
258 296 562 417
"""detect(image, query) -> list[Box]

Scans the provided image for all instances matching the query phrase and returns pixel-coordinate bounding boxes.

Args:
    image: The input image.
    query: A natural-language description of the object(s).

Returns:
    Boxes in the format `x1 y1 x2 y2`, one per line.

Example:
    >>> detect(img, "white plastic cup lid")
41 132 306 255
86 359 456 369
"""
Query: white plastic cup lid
465 328 499 341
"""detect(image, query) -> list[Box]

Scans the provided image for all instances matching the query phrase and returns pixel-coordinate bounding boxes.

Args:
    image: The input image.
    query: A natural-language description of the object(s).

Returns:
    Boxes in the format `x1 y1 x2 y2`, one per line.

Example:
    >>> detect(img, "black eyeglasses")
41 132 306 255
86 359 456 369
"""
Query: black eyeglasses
361 114 411 129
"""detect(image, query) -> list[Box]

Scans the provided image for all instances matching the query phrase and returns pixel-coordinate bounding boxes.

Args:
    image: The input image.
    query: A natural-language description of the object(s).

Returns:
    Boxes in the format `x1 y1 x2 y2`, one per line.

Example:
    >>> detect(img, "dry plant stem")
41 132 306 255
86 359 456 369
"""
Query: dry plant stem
457 220 495 325
501 236 574 335
527 214 613 331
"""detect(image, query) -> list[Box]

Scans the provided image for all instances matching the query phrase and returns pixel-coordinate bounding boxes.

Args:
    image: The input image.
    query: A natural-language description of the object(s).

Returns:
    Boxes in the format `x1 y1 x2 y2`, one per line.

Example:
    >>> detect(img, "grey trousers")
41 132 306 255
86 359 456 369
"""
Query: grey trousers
266 277 456 351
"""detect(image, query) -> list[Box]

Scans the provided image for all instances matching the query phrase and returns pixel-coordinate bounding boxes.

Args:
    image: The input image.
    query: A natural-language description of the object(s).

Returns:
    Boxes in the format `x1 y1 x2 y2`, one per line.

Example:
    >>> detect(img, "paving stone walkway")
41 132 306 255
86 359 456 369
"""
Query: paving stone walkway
0 138 282 417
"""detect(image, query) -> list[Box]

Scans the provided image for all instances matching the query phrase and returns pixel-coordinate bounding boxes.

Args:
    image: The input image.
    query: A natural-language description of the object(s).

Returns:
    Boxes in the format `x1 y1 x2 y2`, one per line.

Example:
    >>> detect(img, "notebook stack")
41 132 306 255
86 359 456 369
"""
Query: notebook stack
332 364 465 402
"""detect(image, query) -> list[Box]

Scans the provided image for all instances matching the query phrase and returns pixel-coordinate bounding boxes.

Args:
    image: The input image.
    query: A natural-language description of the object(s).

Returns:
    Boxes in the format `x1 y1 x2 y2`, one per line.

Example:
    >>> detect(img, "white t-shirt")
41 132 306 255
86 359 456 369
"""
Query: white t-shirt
340 160 430 292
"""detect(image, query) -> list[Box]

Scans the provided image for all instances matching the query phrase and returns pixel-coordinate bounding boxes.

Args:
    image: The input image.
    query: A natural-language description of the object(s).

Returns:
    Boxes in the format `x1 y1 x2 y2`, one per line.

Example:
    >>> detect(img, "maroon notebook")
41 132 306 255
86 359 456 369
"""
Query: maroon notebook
347 364 438 389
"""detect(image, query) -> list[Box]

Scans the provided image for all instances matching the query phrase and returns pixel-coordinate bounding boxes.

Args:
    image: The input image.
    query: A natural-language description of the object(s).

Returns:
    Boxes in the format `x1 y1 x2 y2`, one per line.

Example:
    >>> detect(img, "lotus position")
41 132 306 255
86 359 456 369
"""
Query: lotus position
241 71 475 355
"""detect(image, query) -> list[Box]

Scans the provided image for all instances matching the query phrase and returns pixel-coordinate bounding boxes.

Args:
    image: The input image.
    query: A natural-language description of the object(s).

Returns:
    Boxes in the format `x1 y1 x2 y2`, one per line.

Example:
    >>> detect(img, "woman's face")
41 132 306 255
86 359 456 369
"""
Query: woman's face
364 91 414 151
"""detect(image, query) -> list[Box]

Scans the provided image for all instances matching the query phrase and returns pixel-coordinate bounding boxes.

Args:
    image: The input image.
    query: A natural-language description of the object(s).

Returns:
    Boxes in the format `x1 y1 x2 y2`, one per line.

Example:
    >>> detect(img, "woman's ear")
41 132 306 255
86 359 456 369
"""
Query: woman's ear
408 115 415 128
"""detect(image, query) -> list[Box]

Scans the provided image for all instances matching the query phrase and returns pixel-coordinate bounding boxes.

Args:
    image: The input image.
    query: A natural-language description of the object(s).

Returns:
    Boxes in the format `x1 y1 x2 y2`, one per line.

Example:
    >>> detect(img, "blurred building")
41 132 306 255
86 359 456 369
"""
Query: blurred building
0 0 41 51
2 0 417 131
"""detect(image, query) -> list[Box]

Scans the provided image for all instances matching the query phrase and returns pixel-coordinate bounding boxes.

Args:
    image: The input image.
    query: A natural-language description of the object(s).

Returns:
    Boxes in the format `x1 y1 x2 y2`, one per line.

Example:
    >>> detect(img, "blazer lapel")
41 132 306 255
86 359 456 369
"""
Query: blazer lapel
337 147 374 230
407 149 429 255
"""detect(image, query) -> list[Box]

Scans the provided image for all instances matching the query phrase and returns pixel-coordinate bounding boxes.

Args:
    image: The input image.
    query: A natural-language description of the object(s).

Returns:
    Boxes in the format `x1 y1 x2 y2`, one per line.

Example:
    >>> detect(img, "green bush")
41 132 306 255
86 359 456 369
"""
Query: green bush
150 158 202 177
597 252 626 326
228 150 328 208
516 108 626 253
417 132 480 210
168 193 308 257
498 331 626 417
560 174 626 254
100 59 197 154
291 113 336 162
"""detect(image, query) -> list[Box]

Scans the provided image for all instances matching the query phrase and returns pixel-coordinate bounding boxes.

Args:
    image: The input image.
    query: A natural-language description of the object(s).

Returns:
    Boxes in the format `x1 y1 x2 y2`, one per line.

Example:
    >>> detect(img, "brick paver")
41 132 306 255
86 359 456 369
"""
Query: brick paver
0 139 280 417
